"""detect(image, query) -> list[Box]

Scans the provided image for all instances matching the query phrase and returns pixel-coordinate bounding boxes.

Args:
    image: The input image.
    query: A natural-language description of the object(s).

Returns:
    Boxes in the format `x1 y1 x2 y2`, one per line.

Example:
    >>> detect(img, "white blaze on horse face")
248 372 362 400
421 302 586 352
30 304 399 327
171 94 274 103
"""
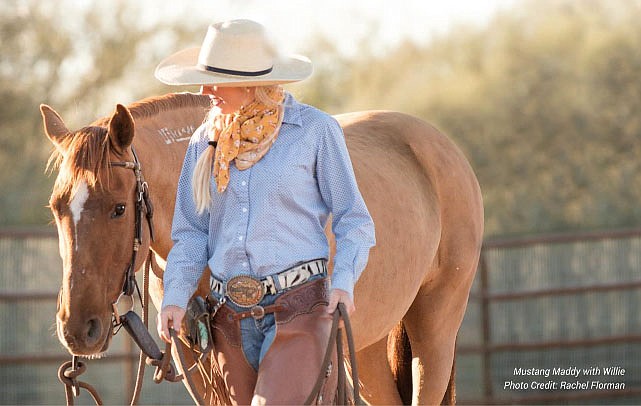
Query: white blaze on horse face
69 181 89 251
54 216 67 261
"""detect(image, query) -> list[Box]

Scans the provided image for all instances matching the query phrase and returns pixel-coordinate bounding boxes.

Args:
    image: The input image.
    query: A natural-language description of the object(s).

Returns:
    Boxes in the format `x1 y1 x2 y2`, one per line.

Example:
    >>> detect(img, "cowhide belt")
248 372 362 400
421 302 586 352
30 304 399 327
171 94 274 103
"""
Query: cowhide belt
210 258 327 308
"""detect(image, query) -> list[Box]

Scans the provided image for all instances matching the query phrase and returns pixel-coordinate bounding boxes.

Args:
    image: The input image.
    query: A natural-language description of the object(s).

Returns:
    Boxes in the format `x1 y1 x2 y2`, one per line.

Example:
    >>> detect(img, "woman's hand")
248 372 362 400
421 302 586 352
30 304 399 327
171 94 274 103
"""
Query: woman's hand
326 288 355 316
157 305 186 343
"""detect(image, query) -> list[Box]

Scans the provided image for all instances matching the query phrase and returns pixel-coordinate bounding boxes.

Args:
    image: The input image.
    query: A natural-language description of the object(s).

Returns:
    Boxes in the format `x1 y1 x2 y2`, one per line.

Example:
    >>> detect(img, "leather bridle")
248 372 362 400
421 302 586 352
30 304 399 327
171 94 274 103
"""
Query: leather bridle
110 146 155 299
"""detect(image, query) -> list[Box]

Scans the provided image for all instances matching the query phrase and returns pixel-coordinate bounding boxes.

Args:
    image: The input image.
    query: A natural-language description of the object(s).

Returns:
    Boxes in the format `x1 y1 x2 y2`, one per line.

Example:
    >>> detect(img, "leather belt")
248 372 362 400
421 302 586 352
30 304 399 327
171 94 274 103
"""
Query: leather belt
231 304 286 321
210 258 327 308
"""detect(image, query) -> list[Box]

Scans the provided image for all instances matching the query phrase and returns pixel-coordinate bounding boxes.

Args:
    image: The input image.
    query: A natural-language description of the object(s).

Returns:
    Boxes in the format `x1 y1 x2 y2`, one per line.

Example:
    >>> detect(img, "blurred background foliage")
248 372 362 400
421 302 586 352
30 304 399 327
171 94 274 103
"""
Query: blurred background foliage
1 0 640 237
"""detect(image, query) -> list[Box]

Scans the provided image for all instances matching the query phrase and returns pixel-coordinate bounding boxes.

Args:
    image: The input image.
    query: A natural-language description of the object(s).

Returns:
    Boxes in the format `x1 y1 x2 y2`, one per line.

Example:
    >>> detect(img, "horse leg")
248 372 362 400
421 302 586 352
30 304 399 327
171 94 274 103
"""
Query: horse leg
402 261 477 405
356 337 403 405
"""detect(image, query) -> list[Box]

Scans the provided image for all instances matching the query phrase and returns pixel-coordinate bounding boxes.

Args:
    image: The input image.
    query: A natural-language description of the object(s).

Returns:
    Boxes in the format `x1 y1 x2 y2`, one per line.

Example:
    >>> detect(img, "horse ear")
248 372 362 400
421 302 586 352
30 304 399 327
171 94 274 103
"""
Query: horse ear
40 104 70 149
108 104 135 155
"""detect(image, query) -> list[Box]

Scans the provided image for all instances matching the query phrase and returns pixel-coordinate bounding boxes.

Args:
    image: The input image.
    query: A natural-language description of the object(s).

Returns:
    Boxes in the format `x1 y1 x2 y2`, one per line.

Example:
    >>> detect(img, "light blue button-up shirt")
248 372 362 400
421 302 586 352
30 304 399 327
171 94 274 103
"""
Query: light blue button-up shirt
162 94 376 310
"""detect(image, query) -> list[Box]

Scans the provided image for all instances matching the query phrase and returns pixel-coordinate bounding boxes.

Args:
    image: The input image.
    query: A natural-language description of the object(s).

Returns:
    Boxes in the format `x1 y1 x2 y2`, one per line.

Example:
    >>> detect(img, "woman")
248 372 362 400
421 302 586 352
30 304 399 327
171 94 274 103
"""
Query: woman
155 19 375 405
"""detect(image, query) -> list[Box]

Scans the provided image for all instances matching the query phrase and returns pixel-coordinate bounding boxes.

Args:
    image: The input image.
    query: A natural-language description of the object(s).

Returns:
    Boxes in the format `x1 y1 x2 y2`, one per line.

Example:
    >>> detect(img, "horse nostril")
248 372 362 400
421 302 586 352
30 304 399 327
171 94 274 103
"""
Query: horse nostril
85 318 102 344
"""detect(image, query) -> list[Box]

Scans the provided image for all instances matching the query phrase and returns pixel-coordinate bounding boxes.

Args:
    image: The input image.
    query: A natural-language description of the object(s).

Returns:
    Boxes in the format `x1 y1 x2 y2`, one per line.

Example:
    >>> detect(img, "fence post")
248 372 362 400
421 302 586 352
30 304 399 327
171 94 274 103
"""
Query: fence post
125 336 135 403
479 251 493 401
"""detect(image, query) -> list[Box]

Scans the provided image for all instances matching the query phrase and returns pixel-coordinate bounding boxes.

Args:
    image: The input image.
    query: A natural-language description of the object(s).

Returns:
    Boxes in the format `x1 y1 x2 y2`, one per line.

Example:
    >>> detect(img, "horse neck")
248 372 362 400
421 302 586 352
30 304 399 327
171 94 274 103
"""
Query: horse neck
129 95 209 259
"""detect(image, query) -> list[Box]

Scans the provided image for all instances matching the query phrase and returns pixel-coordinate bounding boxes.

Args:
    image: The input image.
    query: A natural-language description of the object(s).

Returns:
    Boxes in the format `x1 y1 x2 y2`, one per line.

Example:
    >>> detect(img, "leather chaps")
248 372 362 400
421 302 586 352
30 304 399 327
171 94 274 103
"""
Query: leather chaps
211 277 338 405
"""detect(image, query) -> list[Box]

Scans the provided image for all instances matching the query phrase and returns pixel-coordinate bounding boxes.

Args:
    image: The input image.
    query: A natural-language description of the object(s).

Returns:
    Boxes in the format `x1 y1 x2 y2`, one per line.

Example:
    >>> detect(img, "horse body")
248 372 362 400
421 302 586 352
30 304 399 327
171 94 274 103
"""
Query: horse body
43 93 482 405
339 111 444 346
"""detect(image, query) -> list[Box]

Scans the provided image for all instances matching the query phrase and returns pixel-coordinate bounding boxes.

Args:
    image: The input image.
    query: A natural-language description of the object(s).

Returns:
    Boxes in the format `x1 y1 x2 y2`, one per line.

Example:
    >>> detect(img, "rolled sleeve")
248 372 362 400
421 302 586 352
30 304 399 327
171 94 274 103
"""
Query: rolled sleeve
162 130 210 310
316 118 376 298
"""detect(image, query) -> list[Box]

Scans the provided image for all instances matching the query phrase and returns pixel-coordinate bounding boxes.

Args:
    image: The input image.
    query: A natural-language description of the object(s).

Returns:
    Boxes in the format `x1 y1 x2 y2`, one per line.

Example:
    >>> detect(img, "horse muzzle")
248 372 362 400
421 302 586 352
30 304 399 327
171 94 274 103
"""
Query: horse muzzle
56 312 112 356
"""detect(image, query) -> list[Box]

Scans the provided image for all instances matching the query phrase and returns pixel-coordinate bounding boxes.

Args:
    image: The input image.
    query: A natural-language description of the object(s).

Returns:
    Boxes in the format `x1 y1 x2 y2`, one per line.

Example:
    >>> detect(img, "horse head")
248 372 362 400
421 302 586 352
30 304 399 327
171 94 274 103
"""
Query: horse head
41 104 152 356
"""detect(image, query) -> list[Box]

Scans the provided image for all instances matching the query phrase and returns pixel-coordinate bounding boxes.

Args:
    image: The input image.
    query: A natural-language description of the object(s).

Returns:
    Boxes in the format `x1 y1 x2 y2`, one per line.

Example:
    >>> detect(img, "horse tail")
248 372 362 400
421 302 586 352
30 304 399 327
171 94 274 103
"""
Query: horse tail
388 321 412 404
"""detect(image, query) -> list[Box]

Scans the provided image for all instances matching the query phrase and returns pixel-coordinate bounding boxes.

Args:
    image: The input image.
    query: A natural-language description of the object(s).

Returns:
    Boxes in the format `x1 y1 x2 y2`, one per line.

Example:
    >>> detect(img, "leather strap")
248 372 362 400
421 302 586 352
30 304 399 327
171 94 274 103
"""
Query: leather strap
231 304 286 321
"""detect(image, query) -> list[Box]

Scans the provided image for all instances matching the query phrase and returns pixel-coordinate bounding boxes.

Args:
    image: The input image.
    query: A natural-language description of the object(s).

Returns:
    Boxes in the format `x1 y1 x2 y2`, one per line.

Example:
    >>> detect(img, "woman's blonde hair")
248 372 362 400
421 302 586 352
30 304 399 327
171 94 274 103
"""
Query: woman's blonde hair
192 85 284 214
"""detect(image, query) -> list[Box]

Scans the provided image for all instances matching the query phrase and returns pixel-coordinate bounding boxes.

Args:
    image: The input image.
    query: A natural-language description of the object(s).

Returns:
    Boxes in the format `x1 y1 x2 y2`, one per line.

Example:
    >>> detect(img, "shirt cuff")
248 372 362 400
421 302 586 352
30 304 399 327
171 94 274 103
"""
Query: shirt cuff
161 287 190 311
330 270 355 299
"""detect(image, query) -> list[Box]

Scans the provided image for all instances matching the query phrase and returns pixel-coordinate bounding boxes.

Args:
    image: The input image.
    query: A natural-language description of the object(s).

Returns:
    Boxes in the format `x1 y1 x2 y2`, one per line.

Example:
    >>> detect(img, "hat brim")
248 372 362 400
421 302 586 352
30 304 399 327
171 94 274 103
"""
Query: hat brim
155 47 313 87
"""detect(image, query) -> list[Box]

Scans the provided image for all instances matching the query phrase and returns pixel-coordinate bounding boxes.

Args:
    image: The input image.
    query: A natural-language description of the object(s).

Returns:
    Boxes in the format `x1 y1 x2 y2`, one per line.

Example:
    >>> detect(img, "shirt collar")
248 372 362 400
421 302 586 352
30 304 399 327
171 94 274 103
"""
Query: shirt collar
282 93 303 127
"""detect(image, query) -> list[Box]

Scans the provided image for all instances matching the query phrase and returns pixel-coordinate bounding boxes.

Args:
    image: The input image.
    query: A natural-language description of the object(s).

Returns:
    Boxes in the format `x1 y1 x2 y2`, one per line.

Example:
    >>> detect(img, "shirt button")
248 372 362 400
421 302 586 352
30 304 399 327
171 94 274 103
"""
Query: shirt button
242 262 248 267
242 207 248 213
241 181 247 186
238 236 243 241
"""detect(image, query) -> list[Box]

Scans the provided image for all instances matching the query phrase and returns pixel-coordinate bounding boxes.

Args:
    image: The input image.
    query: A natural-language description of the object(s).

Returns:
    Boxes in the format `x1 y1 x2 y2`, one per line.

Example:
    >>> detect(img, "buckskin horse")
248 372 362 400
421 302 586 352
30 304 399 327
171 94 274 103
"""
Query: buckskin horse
42 92 483 405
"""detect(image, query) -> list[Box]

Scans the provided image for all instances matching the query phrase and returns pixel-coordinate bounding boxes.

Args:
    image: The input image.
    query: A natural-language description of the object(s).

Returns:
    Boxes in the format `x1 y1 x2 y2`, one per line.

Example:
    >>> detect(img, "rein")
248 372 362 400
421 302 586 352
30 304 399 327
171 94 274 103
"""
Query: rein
305 303 364 405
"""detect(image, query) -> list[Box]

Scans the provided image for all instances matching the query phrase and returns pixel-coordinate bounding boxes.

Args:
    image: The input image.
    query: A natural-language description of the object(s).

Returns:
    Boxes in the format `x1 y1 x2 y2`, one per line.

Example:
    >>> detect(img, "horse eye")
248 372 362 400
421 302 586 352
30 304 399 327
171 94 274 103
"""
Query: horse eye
112 203 126 218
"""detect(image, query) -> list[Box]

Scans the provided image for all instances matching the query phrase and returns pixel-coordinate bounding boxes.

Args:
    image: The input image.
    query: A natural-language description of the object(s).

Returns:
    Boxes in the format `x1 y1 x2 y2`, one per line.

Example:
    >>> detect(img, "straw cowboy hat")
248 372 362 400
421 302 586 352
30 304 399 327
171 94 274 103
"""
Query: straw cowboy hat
155 19 313 87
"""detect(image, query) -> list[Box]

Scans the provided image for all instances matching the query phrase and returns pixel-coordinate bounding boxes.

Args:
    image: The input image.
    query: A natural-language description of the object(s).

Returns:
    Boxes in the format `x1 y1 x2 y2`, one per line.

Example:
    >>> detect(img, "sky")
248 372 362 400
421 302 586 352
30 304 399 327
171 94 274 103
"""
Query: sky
142 0 521 56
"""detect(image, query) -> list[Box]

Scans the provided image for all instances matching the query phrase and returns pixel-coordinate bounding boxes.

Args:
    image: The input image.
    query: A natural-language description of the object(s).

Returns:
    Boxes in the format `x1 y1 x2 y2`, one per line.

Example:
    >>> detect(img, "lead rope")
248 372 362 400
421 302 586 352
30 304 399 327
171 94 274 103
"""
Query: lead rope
169 329 206 405
341 302 362 406
58 356 104 405
304 303 364 405
129 250 154 405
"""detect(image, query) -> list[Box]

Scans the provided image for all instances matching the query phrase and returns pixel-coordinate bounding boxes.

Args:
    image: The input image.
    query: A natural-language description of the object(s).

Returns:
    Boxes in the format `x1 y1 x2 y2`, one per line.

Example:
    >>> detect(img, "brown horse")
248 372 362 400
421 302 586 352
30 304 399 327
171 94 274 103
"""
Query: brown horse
42 92 483 405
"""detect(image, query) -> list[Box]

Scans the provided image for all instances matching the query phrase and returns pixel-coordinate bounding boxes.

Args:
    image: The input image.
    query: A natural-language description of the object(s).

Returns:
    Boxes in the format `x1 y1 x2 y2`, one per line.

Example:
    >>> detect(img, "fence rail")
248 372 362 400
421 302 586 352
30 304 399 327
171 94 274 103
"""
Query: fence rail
0 290 58 302
471 280 641 301
481 227 641 249
0 227 57 239
0 352 137 365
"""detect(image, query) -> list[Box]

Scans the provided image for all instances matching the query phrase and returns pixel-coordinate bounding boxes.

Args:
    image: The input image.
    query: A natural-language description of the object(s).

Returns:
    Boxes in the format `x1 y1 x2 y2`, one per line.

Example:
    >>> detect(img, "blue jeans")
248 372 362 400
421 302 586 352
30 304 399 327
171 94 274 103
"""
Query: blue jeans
211 273 325 371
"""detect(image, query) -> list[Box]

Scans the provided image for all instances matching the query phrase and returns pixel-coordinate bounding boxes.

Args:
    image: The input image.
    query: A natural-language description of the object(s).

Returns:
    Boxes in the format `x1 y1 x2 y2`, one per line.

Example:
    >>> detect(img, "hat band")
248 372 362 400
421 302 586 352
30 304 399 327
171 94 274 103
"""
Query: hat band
197 63 273 77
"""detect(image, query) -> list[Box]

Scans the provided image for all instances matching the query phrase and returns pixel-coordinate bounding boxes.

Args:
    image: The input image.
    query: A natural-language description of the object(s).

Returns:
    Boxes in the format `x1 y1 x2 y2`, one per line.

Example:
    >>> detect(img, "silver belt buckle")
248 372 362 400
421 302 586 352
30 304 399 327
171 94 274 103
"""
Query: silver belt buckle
226 275 264 307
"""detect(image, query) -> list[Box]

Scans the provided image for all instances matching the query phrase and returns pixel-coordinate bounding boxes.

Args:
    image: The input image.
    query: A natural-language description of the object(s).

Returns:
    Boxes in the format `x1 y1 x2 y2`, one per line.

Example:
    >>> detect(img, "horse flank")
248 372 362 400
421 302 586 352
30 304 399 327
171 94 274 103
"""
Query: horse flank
47 92 210 201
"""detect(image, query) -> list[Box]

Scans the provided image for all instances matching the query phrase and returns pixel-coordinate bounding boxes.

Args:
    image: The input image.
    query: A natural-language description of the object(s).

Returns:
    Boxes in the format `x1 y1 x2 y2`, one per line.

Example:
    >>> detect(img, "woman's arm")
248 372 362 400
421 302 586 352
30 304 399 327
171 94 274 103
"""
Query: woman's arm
316 117 376 311
159 132 210 341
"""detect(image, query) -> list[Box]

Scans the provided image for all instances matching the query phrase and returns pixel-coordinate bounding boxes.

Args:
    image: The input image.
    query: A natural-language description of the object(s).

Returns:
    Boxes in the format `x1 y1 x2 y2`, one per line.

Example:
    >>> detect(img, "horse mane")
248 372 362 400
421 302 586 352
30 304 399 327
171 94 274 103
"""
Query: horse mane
92 92 210 126
48 92 210 200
